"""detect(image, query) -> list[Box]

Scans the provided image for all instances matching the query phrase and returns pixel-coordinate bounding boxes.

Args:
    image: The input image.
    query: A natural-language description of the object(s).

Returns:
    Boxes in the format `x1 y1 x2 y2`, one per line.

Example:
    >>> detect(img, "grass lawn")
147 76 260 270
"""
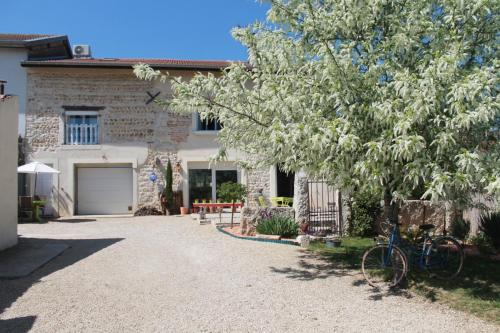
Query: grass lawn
309 237 500 325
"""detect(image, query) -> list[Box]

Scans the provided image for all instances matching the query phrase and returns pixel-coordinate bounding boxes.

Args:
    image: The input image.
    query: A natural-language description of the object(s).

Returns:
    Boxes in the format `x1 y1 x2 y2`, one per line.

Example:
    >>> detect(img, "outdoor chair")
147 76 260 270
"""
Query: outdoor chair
18 196 33 221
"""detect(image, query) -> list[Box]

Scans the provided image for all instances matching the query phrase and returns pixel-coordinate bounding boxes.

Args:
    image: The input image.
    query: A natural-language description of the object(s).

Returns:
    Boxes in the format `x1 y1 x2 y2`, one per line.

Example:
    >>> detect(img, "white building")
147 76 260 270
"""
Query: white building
0 33 72 136
0 90 19 250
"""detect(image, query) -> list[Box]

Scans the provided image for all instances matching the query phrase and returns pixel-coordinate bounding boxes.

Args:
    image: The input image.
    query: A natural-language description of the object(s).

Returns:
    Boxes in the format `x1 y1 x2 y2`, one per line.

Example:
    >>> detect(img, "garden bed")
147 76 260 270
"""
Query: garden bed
217 227 298 246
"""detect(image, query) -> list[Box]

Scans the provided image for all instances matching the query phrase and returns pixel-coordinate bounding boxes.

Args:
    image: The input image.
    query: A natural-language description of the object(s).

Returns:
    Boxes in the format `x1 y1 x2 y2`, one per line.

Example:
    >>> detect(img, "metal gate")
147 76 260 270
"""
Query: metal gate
307 180 342 235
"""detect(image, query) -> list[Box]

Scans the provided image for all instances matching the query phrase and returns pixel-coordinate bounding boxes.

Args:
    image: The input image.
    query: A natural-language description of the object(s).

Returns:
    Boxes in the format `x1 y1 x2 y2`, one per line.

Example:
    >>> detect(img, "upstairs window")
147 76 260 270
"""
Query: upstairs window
195 113 222 131
65 111 99 145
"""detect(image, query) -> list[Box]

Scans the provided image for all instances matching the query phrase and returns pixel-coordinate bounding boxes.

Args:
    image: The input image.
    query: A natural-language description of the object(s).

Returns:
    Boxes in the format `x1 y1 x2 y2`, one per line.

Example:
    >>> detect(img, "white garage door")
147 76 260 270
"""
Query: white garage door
77 167 133 215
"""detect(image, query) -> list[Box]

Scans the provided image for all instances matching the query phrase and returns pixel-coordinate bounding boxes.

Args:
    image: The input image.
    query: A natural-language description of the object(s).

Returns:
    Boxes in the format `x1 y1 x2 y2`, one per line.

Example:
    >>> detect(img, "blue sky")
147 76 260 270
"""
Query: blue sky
1 0 270 60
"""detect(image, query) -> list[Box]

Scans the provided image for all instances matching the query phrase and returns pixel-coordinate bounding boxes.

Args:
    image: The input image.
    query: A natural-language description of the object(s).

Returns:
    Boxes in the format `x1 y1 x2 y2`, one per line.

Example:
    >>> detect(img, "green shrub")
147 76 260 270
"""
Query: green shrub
469 232 495 255
348 190 381 237
256 216 299 238
480 212 500 250
450 217 470 241
163 159 174 209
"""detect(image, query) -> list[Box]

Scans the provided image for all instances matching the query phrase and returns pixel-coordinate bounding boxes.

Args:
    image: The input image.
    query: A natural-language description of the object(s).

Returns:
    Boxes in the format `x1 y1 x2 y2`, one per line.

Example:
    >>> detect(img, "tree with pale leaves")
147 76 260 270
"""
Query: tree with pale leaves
135 0 499 222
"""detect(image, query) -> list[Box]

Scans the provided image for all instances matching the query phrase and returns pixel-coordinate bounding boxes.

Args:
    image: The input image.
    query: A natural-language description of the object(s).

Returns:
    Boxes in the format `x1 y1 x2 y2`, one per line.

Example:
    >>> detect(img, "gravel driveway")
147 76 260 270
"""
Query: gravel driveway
0 216 497 333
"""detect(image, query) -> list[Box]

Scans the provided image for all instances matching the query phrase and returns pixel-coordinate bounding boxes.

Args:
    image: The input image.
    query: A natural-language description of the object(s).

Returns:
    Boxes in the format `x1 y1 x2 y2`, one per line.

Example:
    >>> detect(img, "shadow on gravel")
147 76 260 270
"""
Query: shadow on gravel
0 237 122 332
270 248 414 301
269 250 359 281
52 218 98 223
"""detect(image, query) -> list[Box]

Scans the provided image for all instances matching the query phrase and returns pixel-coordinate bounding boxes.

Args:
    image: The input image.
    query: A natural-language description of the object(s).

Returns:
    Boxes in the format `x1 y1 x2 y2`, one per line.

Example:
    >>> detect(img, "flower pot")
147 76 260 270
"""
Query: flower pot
325 239 342 248
180 207 189 215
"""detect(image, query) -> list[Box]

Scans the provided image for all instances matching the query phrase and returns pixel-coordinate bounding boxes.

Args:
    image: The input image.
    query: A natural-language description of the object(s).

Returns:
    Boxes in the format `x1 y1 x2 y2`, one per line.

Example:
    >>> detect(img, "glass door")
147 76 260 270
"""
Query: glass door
188 169 212 205
215 170 238 200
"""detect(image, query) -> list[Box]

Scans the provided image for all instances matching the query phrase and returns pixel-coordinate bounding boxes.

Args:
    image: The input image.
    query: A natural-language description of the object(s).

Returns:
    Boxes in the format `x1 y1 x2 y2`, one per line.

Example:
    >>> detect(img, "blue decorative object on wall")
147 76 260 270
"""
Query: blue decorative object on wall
149 172 157 183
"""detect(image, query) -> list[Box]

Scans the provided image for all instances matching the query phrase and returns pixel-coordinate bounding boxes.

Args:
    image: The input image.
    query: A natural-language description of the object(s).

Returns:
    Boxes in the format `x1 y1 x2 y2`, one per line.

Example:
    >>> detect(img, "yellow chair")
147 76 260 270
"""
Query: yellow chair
258 196 268 207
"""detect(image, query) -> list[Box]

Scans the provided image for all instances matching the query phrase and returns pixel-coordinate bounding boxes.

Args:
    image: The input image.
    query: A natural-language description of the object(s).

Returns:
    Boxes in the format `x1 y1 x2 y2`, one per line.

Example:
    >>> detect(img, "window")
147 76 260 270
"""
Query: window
188 168 238 205
65 111 99 145
194 113 222 131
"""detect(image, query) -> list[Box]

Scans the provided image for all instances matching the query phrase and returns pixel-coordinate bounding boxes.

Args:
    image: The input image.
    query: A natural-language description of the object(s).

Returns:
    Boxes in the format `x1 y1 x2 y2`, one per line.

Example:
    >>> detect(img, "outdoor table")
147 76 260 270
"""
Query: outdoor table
192 202 244 223
192 202 243 212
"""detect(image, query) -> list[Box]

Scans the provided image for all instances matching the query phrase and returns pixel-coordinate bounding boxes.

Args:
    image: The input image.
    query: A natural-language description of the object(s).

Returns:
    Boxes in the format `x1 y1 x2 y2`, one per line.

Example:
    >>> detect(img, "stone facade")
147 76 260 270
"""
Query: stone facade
293 172 309 222
137 149 182 209
24 67 272 216
374 200 457 235
240 206 295 235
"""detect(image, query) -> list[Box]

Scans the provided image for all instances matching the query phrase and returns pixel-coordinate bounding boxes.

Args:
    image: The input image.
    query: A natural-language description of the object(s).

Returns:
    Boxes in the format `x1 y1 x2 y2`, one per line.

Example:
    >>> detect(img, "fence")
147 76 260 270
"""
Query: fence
307 180 342 235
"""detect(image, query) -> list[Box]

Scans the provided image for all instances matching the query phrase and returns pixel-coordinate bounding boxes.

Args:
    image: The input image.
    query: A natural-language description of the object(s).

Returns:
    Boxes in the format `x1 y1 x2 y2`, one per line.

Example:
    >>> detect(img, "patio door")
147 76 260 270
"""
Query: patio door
215 170 237 198
188 169 212 205
188 168 238 205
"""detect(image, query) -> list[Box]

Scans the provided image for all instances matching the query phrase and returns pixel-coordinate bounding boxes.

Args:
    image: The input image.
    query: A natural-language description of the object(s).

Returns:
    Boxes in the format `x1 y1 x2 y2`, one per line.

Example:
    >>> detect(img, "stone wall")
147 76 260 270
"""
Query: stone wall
25 70 198 151
375 200 457 234
240 206 295 235
244 156 271 207
137 149 182 209
293 172 309 222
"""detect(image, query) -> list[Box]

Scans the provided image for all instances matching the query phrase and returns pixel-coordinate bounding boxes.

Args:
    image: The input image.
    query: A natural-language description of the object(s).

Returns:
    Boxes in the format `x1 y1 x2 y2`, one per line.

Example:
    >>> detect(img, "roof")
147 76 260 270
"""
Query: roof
0 33 57 42
0 33 67 48
22 58 244 70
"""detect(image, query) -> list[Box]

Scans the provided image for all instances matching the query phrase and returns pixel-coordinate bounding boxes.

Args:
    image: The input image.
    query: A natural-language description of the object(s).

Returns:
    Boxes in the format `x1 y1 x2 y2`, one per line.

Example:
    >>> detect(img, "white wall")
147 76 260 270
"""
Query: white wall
0 96 19 250
0 48 27 136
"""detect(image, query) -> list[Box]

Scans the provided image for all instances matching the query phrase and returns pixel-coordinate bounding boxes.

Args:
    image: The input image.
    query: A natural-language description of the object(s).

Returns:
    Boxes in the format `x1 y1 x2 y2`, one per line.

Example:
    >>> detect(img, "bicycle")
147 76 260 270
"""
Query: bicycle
361 219 464 289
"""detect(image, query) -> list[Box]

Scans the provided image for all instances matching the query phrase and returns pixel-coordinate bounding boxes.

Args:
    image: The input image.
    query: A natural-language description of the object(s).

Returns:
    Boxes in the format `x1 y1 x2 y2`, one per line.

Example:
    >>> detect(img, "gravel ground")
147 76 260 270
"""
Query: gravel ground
0 216 498 333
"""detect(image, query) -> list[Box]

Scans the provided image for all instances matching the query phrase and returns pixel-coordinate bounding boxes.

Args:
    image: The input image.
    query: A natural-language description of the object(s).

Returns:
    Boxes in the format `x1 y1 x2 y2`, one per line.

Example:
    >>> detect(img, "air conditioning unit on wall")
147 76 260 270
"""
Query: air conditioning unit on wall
72 45 91 58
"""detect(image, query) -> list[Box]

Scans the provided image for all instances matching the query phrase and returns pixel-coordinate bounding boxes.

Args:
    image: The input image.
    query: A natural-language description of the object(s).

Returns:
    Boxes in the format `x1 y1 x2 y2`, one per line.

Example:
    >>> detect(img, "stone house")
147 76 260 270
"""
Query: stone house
22 57 296 217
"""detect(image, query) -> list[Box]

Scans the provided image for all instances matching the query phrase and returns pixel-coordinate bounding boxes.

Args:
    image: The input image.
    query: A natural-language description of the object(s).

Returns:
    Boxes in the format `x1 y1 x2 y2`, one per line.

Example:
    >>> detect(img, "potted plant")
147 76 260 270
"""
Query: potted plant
209 199 216 213
180 206 189 215
325 238 342 248
217 182 247 228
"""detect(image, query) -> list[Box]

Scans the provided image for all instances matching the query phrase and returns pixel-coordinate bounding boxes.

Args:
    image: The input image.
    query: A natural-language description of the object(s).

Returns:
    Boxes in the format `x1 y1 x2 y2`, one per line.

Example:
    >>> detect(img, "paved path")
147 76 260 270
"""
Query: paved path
0 216 498 332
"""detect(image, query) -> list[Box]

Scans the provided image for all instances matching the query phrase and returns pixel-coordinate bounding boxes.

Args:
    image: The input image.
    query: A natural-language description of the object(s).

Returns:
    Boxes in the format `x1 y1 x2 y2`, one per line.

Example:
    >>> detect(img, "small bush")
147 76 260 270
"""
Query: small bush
348 190 381 237
134 206 163 216
480 212 500 250
256 216 299 238
468 232 495 255
450 217 470 241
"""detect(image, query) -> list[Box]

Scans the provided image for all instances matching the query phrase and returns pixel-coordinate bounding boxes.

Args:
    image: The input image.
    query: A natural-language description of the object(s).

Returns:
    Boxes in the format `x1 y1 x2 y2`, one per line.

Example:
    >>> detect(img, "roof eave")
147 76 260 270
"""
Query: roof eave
21 61 228 71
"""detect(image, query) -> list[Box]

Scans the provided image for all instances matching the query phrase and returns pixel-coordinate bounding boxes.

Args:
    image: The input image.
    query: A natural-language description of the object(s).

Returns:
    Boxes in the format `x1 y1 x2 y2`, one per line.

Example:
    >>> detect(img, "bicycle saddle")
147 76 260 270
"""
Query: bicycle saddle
419 224 435 231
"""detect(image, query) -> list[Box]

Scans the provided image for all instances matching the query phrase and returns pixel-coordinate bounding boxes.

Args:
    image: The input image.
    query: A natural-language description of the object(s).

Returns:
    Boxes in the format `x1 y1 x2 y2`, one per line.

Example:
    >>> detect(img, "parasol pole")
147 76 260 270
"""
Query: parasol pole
33 172 37 198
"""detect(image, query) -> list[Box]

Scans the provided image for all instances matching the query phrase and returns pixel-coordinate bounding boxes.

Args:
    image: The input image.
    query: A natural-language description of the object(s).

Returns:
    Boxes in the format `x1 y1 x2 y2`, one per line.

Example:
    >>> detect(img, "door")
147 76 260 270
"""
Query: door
215 170 238 198
188 169 212 205
277 165 294 197
77 167 133 215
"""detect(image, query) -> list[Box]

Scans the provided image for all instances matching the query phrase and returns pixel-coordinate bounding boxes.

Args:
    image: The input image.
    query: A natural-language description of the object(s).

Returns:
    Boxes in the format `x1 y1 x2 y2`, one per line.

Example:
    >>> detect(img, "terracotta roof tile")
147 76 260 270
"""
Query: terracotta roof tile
22 58 247 70
0 33 57 42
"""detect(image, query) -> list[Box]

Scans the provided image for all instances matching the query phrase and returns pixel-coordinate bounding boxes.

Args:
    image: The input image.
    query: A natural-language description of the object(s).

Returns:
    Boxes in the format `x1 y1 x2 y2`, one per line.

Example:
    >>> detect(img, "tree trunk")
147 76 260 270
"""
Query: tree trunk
383 189 399 224
230 200 234 228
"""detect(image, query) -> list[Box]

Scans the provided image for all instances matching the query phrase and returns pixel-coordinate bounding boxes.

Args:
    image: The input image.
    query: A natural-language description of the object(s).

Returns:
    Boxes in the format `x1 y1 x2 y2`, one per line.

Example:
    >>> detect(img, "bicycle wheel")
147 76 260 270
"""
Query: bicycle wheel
362 244 407 289
426 236 463 279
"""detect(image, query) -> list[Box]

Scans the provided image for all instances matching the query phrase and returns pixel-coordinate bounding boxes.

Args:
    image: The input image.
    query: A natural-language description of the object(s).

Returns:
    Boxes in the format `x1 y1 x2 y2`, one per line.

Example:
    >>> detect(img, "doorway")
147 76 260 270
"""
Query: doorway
276 165 294 198
188 168 238 205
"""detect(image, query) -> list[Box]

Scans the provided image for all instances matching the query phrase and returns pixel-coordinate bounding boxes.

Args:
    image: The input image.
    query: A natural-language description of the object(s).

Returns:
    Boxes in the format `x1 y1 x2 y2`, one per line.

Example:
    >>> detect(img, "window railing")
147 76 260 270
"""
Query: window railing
65 123 99 145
